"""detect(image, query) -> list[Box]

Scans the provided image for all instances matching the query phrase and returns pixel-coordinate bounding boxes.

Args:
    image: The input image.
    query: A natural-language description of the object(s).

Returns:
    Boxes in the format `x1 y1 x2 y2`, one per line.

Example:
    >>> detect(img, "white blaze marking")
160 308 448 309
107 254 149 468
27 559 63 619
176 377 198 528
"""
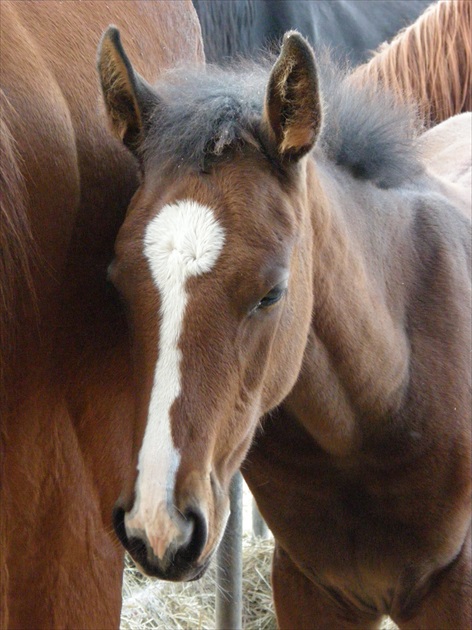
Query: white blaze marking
125 199 225 558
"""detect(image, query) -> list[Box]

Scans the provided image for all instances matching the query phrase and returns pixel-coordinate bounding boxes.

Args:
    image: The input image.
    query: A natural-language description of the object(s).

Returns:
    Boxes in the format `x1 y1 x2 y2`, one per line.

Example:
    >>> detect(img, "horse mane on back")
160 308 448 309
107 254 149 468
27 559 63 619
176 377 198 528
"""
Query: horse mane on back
352 0 471 127
142 55 421 189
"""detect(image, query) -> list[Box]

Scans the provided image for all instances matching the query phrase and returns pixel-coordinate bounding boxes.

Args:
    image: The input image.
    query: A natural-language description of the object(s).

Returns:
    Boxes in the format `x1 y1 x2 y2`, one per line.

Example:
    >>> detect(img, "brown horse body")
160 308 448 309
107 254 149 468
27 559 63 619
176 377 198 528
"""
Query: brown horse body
98 24 471 629
244 124 471 627
0 2 203 627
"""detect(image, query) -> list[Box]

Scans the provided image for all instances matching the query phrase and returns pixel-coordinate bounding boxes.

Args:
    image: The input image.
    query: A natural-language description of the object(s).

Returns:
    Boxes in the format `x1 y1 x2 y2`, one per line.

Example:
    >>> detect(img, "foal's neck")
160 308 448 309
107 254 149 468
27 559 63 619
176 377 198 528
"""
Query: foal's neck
286 158 412 458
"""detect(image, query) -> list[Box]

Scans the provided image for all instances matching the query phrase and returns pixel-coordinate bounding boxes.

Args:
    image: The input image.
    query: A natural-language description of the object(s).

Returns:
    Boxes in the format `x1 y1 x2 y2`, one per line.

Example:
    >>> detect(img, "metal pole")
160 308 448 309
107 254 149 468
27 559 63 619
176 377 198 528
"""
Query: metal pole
215 472 243 630
252 498 269 539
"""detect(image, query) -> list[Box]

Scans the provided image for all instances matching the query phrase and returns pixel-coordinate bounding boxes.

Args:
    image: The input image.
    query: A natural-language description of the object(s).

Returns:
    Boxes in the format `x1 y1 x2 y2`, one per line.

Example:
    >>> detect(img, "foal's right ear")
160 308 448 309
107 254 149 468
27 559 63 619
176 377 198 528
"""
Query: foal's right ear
97 26 158 156
263 31 322 162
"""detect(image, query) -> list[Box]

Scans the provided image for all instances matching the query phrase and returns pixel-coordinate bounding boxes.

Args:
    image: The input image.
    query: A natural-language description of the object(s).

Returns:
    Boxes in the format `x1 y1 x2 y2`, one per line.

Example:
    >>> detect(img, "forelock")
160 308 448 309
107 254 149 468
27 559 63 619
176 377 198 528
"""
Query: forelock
141 53 422 188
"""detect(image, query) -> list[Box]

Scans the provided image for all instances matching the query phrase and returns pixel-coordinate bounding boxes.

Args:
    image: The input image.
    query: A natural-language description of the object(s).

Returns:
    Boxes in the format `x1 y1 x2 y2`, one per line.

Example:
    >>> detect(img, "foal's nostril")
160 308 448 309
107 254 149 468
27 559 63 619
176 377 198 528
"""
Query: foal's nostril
112 505 127 547
113 504 149 566
179 507 208 564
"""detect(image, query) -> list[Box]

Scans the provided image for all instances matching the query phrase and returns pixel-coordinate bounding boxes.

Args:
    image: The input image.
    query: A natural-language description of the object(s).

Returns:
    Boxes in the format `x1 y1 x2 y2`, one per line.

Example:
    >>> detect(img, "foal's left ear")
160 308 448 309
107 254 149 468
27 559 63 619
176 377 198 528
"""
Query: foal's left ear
263 31 321 162
97 26 158 157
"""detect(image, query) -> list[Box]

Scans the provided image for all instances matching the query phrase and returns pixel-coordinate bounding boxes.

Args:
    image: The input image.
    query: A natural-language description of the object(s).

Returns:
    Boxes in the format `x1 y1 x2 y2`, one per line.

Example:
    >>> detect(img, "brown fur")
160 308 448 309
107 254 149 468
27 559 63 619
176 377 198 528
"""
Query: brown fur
0 92 38 402
100 29 471 629
352 0 471 127
0 2 203 627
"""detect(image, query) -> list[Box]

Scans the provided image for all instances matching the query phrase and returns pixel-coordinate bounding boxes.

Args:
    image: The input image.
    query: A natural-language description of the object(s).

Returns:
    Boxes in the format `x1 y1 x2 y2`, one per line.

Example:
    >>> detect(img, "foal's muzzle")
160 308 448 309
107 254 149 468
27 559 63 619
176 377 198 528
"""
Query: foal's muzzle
113 504 209 581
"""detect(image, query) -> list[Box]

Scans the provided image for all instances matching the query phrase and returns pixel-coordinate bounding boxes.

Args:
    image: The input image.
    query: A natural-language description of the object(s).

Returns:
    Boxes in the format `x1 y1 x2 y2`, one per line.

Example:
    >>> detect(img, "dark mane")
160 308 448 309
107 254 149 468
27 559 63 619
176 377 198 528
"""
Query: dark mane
143 56 422 188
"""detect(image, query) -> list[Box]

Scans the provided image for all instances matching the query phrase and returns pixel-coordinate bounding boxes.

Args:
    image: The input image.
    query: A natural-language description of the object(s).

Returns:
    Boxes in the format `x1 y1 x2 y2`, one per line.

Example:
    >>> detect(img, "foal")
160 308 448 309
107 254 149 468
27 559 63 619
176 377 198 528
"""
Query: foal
98 28 471 629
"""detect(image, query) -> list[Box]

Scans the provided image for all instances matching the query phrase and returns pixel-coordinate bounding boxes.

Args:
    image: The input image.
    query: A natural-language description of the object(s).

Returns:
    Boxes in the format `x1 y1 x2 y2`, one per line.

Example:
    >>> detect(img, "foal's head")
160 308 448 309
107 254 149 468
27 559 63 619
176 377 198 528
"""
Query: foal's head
98 28 319 580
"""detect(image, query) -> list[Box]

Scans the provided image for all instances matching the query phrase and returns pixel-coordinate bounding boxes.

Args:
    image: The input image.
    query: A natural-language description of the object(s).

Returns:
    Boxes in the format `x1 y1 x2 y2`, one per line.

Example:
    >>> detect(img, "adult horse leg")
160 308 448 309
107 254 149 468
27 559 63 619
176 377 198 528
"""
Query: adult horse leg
3 366 132 629
395 526 471 630
272 544 383 630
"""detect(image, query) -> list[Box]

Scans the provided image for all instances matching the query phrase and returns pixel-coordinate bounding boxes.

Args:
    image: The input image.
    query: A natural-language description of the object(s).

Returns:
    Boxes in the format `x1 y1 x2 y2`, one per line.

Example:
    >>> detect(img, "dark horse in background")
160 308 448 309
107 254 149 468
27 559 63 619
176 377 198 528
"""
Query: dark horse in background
98 14 471 630
193 0 432 64
0 2 203 627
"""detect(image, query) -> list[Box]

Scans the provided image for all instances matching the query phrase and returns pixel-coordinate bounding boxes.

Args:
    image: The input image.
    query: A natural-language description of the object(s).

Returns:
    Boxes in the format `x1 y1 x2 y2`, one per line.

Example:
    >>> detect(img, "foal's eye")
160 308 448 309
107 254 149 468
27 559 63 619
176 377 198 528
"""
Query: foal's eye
254 283 287 312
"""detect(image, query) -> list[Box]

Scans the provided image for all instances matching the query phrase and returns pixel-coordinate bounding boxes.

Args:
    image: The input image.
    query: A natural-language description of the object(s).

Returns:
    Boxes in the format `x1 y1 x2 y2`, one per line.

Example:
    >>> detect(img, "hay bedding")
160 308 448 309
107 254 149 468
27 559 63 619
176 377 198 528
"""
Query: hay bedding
121 533 276 630
120 533 398 629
